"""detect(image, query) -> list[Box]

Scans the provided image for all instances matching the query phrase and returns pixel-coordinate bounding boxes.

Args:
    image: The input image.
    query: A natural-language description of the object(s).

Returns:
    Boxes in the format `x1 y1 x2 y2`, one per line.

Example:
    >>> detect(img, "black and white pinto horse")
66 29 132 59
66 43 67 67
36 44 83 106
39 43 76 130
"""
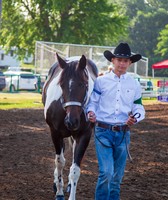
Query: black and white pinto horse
42 54 98 200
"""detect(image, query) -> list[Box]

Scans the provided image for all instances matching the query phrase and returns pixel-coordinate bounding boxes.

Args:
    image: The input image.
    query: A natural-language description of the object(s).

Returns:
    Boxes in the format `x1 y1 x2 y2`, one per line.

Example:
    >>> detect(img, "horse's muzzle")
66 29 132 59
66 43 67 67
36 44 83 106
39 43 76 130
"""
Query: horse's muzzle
64 115 80 131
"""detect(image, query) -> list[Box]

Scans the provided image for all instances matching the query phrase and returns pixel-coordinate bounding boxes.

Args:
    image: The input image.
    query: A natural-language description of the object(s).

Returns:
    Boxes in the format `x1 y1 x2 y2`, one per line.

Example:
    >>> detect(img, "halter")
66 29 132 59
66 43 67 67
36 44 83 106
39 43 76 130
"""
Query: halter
59 67 92 123
59 83 89 122
60 88 88 110
62 101 83 108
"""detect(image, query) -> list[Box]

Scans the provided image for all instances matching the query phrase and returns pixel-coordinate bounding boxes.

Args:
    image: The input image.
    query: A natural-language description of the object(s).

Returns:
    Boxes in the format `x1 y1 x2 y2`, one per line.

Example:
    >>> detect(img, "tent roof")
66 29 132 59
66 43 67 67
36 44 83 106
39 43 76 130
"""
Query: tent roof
152 60 168 69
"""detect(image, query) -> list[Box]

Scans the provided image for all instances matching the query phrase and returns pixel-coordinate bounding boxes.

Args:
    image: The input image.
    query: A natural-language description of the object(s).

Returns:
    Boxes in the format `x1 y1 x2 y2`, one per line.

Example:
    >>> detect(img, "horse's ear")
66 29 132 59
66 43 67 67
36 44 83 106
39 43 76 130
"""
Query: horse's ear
78 55 86 70
56 53 68 69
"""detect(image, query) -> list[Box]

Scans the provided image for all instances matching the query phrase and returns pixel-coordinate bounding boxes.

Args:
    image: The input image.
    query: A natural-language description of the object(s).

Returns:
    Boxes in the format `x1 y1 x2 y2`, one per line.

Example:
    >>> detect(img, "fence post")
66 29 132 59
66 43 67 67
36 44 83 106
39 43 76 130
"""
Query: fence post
9 75 13 93
37 75 41 93
17 75 19 91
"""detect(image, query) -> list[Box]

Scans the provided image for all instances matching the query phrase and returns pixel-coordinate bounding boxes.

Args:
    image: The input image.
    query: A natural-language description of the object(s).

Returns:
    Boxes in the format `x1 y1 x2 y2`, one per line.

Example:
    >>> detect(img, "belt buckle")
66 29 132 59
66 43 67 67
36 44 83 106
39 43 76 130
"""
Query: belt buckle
112 125 118 132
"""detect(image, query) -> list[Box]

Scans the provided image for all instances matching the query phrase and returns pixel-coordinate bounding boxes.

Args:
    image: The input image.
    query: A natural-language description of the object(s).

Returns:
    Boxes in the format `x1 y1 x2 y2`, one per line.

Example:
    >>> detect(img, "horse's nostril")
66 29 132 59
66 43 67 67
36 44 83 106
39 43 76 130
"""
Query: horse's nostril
64 117 79 131
64 116 69 126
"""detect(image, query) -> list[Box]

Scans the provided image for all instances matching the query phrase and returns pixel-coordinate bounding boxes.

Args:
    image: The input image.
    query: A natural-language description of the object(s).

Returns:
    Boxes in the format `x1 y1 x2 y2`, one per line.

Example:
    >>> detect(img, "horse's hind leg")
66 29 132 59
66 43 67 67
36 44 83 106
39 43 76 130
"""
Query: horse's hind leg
54 149 66 199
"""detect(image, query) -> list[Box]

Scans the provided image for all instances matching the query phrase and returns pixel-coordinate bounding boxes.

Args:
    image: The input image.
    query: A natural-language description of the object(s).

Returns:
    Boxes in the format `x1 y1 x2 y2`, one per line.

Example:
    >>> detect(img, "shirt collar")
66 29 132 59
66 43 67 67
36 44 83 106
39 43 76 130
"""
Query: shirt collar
110 70 127 80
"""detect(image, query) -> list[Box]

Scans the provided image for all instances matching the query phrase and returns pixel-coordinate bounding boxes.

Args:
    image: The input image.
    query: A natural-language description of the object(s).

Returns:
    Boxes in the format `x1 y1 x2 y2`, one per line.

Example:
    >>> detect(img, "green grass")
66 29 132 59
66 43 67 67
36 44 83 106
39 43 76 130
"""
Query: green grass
0 91 162 110
0 92 43 109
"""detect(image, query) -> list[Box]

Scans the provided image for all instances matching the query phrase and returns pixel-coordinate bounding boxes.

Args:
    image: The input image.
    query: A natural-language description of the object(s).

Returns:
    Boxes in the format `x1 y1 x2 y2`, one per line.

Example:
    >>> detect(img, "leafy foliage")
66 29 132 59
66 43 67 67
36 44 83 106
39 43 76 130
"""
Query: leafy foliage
0 0 128 59
156 24 168 57
112 0 168 76
1 0 168 77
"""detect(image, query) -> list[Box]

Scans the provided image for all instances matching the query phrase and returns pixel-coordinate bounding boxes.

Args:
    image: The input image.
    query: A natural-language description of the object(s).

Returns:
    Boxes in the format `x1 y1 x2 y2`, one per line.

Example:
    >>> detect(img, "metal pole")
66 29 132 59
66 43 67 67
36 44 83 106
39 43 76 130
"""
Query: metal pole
40 44 44 70
146 58 149 77
152 69 154 78
89 47 93 59
134 62 137 74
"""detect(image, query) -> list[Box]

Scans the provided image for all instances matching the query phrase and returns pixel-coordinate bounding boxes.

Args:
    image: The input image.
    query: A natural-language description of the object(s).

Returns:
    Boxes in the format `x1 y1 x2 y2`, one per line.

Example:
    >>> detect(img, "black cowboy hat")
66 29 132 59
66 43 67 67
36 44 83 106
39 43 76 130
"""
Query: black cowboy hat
104 43 142 63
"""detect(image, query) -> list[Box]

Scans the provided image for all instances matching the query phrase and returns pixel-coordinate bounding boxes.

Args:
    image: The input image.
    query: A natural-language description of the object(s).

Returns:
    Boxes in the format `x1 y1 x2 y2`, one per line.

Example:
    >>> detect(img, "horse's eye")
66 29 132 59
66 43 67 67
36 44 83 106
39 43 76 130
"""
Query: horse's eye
79 83 85 88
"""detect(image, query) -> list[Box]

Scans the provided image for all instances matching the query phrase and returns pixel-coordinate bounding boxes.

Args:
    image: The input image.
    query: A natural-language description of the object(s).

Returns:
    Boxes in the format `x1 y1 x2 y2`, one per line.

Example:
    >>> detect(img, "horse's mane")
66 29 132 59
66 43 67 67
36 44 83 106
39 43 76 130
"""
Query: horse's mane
87 59 98 79
42 62 62 105
58 61 88 86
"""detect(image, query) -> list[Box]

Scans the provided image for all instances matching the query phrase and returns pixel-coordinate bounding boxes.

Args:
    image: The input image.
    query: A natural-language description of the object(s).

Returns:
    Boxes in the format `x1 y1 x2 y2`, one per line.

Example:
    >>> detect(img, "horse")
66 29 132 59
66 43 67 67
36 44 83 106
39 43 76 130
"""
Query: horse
42 53 98 200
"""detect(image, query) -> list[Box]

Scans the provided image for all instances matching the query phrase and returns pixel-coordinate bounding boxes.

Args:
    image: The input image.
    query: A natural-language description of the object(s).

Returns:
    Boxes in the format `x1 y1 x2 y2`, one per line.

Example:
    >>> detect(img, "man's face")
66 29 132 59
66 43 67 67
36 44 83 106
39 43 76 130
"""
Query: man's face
112 57 132 74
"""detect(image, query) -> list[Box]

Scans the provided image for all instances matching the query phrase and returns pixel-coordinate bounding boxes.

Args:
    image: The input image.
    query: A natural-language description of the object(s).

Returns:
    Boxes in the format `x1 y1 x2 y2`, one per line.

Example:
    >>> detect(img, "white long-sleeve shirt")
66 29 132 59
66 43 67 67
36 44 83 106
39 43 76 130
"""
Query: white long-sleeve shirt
87 71 145 124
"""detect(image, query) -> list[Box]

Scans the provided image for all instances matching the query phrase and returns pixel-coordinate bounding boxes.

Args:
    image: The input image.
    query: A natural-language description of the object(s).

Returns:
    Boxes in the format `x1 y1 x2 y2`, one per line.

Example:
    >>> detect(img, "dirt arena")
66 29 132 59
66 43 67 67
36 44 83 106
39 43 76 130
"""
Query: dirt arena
0 103 168 200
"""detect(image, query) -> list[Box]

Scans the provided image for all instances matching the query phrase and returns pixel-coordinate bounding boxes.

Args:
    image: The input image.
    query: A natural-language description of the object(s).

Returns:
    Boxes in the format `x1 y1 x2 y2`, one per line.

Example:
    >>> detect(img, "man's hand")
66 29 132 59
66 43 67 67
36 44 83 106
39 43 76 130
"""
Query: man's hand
126 115 137 126
87 111 96 123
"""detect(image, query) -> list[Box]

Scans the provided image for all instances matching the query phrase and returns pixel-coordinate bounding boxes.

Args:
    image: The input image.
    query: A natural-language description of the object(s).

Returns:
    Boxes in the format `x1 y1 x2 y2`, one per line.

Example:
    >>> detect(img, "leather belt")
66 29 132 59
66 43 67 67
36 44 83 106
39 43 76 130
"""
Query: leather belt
96 122 129 132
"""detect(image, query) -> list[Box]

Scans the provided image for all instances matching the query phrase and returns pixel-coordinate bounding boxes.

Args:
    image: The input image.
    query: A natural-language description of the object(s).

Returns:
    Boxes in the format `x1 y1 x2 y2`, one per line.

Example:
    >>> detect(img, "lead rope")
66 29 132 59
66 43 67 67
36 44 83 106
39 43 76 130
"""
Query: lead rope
126 137 133 162
123 125 133 162
94 125 127 148
95 124 133 162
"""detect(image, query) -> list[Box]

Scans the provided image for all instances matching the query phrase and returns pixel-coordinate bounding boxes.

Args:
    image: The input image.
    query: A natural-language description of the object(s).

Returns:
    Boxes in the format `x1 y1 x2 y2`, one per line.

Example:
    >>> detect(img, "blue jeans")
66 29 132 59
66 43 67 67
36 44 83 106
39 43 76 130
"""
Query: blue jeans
94 126 130 200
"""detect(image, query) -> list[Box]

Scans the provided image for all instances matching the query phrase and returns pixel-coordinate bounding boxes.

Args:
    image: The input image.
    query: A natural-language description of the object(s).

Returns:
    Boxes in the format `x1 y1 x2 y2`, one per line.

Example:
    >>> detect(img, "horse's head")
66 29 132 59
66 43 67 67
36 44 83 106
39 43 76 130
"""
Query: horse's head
57 53 89 131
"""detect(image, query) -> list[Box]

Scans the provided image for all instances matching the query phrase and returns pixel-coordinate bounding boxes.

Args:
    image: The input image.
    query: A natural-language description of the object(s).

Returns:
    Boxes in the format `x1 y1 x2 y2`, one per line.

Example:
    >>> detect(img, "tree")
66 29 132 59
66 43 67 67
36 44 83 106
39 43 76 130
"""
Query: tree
146 0 168 9
129 9 168 56
0 0 128 60
113 0 168 76
156 24 168 57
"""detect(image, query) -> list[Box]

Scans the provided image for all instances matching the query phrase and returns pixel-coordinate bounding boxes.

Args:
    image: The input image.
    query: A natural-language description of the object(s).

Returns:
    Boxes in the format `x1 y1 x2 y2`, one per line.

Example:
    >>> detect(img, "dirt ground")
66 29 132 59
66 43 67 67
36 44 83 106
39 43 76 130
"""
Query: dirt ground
0 103 168 200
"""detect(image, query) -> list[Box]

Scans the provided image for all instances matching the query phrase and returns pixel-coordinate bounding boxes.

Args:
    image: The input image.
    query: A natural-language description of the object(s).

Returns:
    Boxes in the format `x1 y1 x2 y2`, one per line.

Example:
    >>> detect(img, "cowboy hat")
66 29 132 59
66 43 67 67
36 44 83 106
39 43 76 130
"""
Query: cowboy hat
104 43 142 63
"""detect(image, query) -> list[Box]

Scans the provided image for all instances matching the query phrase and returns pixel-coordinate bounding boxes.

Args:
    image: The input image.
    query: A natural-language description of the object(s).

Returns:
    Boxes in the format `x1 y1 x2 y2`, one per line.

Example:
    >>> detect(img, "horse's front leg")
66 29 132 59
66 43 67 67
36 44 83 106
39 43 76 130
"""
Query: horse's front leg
68 131 92 200
54 149 66 200
67 140 81 200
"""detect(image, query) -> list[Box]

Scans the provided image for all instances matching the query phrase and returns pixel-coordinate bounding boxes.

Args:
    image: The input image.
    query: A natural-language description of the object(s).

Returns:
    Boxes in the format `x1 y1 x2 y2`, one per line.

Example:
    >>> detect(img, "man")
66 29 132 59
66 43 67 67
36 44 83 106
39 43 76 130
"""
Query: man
87 43 145 200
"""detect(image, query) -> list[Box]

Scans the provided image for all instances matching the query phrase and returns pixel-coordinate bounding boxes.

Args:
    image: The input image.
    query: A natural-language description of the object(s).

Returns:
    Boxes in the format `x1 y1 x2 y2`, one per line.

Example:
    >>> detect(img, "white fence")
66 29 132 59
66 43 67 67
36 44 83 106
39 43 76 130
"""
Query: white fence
35 41 148 76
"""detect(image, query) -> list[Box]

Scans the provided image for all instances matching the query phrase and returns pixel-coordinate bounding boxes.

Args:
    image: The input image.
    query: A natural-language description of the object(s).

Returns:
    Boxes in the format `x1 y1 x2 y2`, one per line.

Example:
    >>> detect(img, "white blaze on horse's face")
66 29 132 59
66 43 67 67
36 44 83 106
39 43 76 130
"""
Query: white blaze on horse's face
69 79 73 92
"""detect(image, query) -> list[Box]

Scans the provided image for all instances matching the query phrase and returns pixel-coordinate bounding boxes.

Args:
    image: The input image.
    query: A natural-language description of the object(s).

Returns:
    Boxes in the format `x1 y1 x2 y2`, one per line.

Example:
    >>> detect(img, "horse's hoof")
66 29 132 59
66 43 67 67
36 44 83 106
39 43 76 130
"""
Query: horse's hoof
53 183 57 194
66 184 71 193
55 195 64 200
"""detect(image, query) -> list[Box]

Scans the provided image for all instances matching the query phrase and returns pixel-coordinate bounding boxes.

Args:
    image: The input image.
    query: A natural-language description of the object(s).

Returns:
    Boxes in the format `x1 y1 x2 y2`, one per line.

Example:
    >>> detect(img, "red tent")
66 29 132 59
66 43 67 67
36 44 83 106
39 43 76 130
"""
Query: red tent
152 60 168 69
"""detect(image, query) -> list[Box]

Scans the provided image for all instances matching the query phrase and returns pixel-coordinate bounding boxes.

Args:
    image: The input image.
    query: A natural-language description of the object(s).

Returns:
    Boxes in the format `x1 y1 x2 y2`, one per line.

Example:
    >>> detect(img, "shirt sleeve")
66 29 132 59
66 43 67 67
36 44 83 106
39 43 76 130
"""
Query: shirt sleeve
86 78 101 114
132 80 145 122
